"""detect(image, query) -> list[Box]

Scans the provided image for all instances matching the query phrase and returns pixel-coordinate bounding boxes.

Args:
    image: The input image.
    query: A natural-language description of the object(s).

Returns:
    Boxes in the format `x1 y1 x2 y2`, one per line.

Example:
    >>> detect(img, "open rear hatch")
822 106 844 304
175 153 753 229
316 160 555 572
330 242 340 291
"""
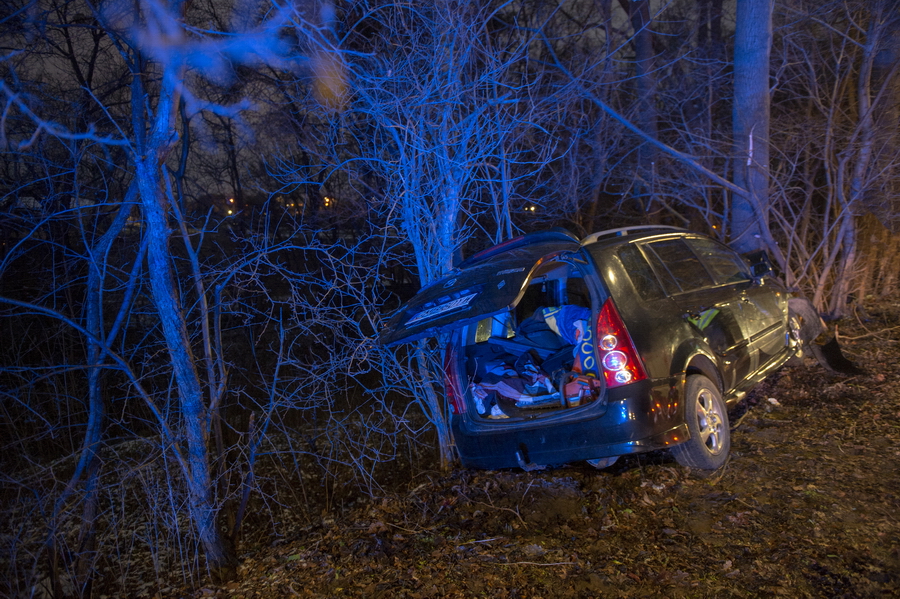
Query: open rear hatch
379 232 581 346
379 231 619 421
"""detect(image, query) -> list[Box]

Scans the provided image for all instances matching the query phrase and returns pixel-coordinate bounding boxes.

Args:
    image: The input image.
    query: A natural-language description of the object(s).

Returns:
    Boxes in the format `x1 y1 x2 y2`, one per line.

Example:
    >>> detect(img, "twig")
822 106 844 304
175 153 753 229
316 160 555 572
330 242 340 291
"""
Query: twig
709 455 732 485
471 501 526 527
839 325 900 341
386 522 441 535
731 406 754 430
456 489 527 527
460 536 505 545
496 561 576 567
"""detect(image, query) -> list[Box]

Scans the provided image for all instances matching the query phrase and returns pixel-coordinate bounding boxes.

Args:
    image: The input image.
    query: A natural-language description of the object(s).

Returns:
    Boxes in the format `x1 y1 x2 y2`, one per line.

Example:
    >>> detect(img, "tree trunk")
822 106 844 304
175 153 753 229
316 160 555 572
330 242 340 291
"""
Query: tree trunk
132 61 235 580
619 0 657 213
45 187 136 596
731 0 773 254
73 188 135 592
416 343 454 470
829 2 898 317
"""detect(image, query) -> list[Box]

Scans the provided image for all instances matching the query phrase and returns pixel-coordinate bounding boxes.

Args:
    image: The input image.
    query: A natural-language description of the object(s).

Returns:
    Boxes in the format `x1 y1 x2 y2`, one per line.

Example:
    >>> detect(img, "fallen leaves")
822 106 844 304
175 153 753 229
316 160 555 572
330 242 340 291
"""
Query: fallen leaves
12 302 900 598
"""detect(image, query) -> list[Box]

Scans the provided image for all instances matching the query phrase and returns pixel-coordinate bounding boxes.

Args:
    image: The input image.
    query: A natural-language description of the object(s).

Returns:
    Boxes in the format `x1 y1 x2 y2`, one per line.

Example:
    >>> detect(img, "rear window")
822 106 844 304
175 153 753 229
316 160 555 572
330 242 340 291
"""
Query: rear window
644 238 715 294
618 245 665 301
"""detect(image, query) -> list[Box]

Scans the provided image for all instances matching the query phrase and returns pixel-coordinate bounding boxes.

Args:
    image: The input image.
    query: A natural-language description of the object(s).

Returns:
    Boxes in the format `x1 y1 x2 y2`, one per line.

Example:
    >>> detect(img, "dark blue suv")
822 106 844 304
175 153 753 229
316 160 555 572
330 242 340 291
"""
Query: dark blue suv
381 227 800 471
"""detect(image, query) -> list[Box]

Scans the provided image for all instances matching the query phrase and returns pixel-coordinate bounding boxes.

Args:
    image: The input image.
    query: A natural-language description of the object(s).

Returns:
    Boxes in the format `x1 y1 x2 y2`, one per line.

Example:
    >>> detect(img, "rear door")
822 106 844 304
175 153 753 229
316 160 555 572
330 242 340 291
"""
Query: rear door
686 238 787 366
640 237 753 391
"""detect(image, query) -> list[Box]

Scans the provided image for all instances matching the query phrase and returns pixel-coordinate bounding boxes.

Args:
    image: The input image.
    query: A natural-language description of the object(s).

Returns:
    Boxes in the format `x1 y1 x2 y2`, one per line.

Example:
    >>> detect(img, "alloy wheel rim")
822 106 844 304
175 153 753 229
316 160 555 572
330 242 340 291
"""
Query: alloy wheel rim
696 389 724 455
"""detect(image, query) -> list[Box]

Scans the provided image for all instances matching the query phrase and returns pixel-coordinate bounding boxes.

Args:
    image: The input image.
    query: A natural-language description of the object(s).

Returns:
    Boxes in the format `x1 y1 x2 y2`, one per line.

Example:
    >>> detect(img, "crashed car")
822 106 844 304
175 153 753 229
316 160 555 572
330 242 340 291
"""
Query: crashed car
380 226 802 471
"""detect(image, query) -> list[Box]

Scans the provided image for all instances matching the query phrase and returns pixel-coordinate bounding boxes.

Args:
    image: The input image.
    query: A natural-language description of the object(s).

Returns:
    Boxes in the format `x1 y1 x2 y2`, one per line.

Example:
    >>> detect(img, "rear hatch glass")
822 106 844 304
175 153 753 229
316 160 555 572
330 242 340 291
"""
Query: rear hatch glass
379 240 579 346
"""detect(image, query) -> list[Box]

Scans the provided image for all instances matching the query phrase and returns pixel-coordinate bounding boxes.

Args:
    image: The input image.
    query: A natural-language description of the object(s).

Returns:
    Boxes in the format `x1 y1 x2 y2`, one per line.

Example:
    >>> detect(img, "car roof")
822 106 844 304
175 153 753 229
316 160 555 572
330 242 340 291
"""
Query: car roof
378 226 699 346
580 226 686 247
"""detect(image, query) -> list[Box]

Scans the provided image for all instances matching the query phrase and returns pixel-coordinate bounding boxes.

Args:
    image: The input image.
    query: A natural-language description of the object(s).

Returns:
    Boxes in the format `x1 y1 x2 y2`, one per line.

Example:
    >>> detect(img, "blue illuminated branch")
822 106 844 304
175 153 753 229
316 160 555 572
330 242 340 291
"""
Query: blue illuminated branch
0 295 191 477
0 81 131 150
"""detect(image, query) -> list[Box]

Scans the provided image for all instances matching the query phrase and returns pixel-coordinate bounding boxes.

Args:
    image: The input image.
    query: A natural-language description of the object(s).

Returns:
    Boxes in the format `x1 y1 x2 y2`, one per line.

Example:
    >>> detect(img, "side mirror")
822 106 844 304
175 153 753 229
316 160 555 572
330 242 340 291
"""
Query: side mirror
746 250 773 279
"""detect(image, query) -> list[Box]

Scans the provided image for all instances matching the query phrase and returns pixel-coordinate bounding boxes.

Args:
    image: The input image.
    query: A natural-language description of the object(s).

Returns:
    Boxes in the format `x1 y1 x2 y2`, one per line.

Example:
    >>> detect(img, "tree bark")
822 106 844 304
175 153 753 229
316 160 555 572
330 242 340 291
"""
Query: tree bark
619 0 657 212
132 57 236 580
731 0 773 254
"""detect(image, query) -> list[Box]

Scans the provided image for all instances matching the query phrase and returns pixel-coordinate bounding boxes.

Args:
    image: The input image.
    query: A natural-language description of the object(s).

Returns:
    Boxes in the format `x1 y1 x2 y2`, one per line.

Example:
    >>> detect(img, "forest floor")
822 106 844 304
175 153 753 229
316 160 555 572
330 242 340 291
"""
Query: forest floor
188 301 899 598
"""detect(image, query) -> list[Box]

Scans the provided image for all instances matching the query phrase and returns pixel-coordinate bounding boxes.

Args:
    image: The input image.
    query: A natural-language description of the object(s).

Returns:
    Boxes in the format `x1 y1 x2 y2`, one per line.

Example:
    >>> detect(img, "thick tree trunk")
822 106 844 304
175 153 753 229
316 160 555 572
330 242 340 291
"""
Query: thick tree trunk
619 0 657 212
731 0 773 254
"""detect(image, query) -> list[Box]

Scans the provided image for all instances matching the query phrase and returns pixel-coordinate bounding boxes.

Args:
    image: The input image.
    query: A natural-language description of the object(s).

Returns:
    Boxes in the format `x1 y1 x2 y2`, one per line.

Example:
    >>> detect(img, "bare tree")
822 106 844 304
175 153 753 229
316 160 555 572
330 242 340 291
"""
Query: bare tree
264 0 584 466
768 0 900 315
0 0 322 587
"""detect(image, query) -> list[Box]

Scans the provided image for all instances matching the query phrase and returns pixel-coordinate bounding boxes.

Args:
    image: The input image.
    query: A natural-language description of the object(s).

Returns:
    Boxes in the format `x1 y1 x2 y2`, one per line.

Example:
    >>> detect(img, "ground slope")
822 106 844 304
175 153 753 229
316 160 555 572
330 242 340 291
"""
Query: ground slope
192 303 900 599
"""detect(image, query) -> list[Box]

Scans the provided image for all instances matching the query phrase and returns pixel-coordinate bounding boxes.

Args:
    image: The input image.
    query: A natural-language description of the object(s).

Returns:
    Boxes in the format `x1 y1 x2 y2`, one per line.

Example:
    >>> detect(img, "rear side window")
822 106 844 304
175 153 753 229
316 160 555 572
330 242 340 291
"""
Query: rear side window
617 245 665 301
687 238 751 285
644 238 715 294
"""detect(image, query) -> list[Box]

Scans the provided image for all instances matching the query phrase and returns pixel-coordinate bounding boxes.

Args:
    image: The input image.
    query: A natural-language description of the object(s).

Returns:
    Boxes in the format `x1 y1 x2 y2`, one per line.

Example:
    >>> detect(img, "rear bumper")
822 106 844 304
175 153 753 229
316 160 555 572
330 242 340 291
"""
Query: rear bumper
453 380 687 469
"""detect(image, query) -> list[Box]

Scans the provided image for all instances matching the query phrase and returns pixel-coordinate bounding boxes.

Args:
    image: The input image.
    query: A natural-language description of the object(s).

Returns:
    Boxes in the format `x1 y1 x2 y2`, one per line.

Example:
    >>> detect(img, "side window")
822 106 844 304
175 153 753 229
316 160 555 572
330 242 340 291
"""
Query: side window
644 238 715 294
617 244 665 301
642 248 679 295
688 238 751 285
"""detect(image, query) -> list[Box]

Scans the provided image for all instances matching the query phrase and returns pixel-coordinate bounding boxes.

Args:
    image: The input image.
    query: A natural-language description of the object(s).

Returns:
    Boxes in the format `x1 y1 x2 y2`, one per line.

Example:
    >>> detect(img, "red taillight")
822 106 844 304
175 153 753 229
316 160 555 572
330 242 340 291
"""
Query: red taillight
595 298 647 388
442 345 466 414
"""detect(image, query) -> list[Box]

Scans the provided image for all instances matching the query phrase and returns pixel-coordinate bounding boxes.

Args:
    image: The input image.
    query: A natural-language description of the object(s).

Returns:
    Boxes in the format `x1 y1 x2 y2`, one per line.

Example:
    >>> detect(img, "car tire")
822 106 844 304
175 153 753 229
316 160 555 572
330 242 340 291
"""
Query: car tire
671 375 730 470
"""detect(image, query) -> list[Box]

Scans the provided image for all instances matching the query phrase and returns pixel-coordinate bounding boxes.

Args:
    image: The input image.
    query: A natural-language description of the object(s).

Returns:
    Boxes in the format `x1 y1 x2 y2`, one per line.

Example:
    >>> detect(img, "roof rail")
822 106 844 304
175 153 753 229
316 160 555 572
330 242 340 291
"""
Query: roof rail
580 225 684 246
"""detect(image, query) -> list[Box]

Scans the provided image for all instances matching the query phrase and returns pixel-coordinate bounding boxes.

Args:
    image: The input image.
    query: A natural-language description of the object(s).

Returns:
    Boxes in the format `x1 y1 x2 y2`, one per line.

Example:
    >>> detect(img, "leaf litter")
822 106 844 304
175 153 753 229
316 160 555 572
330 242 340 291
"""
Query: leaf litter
177 301 900 598
33 302 900 598
160 301 898 598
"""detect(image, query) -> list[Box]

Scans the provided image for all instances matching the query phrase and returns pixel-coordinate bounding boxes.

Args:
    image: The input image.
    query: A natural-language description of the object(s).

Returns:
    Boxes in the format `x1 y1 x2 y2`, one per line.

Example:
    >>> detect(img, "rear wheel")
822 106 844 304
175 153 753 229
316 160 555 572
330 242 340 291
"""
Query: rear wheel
671 375 730 470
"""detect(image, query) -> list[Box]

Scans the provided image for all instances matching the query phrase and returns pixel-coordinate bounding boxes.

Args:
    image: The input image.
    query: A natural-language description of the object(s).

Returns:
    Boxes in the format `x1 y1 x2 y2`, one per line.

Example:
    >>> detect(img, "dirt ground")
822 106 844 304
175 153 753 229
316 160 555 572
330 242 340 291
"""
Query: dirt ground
190 301 900 599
